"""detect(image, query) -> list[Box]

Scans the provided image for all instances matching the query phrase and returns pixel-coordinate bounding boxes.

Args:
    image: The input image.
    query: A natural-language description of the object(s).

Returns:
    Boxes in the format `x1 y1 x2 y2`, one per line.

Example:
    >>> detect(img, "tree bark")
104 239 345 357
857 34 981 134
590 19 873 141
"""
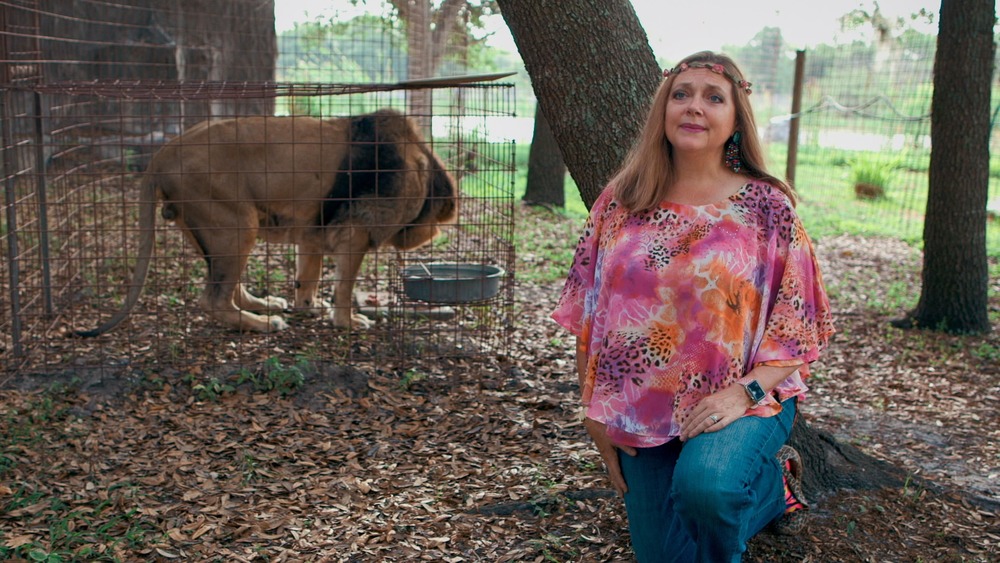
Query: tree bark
788 417 905 498
389 0 480 136
523 105 566 207
495 0 659 209
898 0 994 334
402 0 433 133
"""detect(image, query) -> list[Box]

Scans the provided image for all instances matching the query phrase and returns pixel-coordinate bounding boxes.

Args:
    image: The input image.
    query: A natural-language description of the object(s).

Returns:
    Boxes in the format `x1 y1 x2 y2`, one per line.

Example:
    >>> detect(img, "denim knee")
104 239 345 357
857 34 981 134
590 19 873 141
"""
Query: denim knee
672 454 745 524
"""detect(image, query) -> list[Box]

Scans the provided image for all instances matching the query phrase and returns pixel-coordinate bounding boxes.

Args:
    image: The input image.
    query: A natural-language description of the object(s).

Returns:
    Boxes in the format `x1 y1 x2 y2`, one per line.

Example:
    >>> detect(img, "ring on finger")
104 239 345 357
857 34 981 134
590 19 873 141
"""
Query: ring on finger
709 414 720 424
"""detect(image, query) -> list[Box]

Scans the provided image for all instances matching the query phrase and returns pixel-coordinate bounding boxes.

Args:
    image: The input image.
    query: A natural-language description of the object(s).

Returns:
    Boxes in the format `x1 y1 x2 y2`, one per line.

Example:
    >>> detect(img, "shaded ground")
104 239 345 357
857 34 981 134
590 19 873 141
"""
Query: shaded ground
1 209 998 561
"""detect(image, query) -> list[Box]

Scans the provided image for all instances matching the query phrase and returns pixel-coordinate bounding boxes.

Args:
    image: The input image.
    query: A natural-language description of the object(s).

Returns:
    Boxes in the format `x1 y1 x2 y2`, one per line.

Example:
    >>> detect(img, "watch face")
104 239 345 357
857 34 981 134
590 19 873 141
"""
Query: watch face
745 380 766 402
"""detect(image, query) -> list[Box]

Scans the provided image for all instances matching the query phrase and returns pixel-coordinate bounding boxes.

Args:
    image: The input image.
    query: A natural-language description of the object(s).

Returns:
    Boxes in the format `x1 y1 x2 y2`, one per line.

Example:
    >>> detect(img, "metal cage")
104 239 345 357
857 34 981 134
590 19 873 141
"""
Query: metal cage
0 1 516 378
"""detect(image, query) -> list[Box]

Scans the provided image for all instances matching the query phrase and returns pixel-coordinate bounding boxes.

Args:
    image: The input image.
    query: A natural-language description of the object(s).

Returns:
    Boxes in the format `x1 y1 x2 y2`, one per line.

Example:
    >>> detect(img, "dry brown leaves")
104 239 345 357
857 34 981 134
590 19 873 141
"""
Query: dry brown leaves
1 222 998 561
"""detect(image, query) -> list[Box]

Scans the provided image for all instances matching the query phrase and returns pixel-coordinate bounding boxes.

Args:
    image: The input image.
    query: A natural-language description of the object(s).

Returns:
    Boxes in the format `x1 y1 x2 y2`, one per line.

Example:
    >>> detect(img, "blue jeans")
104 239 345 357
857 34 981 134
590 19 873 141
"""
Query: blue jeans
619 398 797 563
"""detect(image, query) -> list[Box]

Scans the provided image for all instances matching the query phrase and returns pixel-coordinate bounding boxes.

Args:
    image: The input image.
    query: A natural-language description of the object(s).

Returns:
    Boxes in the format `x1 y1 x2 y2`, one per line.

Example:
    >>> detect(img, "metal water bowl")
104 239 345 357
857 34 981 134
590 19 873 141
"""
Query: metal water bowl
401 262 504 304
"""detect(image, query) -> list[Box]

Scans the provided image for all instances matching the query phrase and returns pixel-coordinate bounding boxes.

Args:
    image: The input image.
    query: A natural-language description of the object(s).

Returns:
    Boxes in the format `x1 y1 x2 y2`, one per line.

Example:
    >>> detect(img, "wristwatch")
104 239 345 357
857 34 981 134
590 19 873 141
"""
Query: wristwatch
739 377 767 406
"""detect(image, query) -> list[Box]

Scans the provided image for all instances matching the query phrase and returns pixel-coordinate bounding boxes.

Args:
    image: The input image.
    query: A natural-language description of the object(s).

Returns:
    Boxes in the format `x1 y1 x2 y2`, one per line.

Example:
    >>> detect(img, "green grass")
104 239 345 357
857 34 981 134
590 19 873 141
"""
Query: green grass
769 143 1000 257
510 142 587 219
0 484 159 562
846 154 902 198
512 206 581 284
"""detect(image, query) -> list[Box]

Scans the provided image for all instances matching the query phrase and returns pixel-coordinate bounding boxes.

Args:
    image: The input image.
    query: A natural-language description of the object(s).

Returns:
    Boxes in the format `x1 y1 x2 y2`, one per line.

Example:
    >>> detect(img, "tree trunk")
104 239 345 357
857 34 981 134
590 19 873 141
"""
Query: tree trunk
788 416 904 498
495 0 659 209
898 0 994 334
391 0 468 136
497 0 922 499
404 1 433 134
523 105 566 207
38 0 276 130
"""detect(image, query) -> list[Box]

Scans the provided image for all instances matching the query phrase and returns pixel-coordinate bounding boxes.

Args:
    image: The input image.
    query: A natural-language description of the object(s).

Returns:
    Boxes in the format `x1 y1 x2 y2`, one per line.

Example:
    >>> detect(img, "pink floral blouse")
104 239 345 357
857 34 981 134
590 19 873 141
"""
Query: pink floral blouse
552 181 834 448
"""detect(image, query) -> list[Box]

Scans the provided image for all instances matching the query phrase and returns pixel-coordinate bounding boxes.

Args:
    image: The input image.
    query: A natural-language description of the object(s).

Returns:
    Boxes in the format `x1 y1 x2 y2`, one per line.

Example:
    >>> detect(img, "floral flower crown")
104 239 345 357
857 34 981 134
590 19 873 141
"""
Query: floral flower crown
662 62 753 95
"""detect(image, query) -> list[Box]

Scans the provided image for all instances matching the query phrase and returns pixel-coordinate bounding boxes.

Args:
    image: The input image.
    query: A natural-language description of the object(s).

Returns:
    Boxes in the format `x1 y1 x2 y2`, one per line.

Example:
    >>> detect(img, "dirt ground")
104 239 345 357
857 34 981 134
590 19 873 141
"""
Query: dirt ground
1 218 998 561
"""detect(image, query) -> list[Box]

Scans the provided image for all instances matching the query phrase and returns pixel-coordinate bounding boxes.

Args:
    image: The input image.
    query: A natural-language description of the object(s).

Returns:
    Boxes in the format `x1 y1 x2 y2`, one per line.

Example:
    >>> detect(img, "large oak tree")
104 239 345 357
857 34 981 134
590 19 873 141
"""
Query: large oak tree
495 0 660 206
895 0 995 334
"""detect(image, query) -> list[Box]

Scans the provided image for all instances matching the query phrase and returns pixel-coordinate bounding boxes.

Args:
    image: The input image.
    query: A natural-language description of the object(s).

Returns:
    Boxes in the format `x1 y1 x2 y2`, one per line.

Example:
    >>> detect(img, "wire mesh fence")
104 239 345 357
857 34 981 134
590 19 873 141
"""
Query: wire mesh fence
730 36 999 248
3 2 998 378
1 0 517 378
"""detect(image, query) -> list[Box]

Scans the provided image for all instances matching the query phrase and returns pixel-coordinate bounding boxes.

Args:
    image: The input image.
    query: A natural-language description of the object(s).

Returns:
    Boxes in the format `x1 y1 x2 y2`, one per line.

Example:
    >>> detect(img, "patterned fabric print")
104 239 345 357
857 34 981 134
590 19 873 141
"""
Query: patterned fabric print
552 182 834 448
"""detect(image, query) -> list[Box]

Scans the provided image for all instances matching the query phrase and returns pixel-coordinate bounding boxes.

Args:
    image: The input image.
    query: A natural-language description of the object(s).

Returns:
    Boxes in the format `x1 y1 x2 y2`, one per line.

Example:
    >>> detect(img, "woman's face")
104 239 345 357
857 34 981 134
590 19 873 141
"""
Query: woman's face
663 68 738 161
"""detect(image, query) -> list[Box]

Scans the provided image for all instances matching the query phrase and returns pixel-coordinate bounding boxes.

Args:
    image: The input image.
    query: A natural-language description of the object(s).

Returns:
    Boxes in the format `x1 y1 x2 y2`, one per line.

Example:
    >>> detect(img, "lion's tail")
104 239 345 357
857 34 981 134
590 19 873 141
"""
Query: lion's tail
75 172 158 337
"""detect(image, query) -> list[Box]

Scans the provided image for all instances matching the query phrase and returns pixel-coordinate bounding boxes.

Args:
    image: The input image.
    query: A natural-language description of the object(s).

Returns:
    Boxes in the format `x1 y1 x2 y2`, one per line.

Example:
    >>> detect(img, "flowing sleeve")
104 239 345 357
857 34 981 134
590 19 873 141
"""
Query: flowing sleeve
754 210 835 369
551 190 612 336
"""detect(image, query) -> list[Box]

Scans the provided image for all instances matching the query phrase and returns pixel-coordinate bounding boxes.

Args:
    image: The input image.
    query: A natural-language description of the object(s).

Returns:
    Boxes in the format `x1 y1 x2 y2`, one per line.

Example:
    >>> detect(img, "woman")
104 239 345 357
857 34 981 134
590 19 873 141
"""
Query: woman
552 51 834 562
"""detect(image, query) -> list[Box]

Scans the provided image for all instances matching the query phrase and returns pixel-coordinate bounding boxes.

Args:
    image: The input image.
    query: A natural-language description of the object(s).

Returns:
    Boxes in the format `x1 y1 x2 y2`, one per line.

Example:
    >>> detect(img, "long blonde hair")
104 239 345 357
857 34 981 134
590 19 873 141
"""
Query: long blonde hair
610 51 796 211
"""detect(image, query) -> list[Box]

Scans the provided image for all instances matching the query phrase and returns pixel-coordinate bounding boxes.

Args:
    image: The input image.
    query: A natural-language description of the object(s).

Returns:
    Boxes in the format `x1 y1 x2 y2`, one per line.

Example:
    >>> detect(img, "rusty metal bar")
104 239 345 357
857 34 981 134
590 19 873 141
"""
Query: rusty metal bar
32 89 50 314
26 72 518 99
1 88 24 356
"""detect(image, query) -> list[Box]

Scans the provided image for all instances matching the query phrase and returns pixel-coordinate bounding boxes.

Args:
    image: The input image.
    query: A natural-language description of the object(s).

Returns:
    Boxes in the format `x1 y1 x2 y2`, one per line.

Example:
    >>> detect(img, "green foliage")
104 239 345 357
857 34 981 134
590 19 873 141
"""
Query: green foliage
237 357 309 396
848 154 901 197
722 27 797 95
971 342 1000 362
277 17 406 83
238 449 262 484
0 486 157 562
839 5 936 36
1 391 158 562
397 368 427 391
276 16 408 116
184 358 310 401
186 374 234 402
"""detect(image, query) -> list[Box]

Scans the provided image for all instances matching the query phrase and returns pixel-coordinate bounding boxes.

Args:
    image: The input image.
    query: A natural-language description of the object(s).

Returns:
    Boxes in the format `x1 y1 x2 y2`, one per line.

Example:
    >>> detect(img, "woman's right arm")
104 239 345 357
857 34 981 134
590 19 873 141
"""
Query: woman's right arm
575 337 588 391
577 336 636 496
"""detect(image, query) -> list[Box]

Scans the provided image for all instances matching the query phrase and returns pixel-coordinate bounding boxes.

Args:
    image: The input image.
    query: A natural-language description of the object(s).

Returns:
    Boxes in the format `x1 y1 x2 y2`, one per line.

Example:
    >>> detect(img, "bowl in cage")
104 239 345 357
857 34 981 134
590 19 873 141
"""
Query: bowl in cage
401 262 505 304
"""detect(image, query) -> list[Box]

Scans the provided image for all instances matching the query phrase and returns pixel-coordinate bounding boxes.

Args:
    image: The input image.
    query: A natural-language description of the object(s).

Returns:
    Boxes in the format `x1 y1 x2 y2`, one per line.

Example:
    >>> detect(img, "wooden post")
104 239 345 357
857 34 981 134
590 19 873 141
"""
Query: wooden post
786 50 805 187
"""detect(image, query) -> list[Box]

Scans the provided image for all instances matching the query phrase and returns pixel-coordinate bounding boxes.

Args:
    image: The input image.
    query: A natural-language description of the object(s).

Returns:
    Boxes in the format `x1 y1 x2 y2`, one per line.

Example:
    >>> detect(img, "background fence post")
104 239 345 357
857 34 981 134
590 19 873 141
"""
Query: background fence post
786 49 805 188
32 90 52 316
1 88 24 357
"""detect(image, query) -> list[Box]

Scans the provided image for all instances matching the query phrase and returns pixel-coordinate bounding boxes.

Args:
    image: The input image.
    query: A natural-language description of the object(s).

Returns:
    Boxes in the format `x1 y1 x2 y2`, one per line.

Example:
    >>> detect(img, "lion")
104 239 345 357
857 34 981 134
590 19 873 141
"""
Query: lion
77 108 457 336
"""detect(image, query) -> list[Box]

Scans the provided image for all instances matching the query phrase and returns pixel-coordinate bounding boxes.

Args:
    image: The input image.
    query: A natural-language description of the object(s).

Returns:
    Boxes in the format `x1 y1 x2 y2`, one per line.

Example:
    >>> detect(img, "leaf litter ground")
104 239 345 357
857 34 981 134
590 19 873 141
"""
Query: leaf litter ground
1 206 998 562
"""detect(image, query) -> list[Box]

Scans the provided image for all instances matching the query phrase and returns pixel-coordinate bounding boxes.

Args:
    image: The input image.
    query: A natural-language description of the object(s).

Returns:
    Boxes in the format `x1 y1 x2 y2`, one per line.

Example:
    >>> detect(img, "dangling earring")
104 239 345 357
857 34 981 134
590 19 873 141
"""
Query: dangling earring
725 131 743 173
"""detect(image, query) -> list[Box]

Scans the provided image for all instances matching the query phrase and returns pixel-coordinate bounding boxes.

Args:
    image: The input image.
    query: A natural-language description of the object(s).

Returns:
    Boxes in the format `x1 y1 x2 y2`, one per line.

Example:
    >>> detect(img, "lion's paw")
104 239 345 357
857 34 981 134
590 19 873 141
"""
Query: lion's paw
295 299 331 318
239 294 288 313
265 296 289 312
351 313 375 330
331 311 374 330
265 316 290 332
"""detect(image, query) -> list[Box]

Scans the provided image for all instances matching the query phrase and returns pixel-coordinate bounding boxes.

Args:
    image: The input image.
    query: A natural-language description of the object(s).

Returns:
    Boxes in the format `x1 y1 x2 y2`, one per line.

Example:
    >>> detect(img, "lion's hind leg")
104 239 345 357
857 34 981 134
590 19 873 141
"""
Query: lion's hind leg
292 242 330 317
187 217 289 333
329 228 374 330
199 257 289 333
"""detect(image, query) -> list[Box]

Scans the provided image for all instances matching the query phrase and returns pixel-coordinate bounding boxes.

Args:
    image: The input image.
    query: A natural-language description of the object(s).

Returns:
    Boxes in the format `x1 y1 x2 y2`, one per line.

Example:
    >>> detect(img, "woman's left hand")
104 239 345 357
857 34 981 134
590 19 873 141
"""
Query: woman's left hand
680 384 751 441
